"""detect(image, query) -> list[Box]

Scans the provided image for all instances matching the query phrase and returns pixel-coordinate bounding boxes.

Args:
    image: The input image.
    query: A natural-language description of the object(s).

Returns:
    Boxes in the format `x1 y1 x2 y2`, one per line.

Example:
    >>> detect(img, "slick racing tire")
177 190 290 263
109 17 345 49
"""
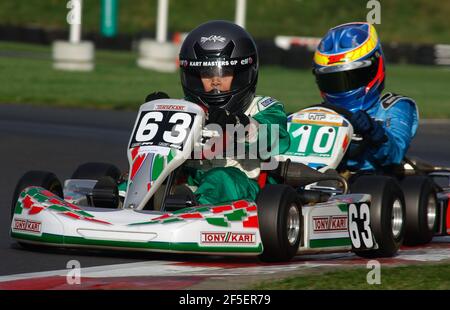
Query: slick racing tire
400 176 438 246
71 162 121 182
257 185 302 262
350 175 405 258
11 171 63 219
72 162 122 209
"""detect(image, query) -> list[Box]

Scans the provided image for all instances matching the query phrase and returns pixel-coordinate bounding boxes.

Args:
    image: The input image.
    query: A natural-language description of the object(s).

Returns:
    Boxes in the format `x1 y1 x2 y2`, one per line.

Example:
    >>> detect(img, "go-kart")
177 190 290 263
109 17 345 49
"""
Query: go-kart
281 103 450 248
10 99 449 262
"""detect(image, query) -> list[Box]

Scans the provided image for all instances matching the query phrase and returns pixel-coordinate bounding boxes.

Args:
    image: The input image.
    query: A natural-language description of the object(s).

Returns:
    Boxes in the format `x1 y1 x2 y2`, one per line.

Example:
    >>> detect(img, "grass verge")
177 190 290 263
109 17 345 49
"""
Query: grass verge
251 263 450 289
0 0 449 43
0 41 449 117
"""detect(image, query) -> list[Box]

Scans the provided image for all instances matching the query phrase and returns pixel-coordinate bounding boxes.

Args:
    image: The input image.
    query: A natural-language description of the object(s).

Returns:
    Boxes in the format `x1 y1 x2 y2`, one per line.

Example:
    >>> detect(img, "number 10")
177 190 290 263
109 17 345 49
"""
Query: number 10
291 125 336 154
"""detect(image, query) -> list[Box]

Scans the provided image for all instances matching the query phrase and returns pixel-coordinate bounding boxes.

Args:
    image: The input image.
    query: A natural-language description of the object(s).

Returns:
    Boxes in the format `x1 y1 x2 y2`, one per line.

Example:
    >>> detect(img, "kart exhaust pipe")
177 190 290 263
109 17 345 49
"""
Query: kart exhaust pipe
277 159 349 194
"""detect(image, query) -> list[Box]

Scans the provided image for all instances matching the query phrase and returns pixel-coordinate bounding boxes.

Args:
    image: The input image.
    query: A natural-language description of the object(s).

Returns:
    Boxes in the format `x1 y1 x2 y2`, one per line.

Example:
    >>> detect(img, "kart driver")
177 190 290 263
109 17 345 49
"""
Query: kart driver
312 22 419 172
178 20 290 205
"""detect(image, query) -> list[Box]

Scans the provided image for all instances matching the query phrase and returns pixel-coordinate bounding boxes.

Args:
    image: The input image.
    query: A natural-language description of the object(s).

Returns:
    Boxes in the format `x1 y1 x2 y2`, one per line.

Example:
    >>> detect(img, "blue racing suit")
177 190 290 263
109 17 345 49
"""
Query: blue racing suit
344 93 419 171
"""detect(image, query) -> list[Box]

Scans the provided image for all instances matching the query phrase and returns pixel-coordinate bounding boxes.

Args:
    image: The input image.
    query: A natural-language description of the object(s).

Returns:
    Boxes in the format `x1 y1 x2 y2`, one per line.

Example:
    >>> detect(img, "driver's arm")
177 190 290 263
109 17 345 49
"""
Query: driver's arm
248 101 290 159
369 100 417 166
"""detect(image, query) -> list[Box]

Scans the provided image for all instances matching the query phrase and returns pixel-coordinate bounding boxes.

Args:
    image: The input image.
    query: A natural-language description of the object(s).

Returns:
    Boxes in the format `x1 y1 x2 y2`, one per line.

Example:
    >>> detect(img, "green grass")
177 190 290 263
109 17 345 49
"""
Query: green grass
0 41 449 118
0 0 449 43
251 263 450 290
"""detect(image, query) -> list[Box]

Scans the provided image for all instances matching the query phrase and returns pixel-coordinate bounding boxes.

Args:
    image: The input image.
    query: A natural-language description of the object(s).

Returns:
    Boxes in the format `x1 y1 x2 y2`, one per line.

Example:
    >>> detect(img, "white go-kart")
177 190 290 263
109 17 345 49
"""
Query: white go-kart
11 98 449 261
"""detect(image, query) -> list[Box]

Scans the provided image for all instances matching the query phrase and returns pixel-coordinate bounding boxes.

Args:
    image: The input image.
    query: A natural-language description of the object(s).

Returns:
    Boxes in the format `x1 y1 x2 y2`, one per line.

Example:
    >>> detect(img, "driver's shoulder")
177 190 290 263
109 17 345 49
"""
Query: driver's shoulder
247 95 284 115
372 92 419 136
379 92 417 111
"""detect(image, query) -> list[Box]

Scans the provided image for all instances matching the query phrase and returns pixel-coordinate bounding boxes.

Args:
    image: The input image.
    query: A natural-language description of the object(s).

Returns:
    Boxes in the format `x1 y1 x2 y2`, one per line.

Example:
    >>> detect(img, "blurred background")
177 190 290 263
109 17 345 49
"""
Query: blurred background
0 0 449 117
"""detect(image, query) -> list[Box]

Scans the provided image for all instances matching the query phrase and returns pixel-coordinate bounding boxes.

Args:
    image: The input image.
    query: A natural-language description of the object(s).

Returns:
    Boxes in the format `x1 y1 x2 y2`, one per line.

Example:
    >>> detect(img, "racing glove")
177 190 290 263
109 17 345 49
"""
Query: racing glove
207 108 250 129
350 110 387 147
144 91 169 103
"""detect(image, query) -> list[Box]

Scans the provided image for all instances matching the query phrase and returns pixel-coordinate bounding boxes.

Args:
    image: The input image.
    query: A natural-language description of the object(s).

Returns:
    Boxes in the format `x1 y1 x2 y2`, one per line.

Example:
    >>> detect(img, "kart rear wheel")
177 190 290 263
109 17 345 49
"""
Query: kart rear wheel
401 176 437 246
350 175 405 258
257 184 302 262
11 171 63 219
71 162 121 181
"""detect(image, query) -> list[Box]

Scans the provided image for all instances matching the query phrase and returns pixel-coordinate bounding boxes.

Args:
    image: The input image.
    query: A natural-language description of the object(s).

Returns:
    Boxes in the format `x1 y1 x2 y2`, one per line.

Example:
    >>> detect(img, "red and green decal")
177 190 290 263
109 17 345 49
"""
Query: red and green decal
11 231 262 253
15 189 259 229
129 199 259 229
167 149 175 163
15 187 111 225
129 148 175 191
130 153 147 181
151 154 164 181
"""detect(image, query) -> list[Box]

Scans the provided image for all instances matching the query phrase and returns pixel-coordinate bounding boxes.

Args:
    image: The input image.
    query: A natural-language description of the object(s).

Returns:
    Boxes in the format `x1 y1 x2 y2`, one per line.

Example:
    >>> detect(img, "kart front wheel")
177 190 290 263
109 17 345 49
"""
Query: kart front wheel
71 162 122 208
71 162 121 181
401 176 438 246
256 185 302 262
11 171 63 219
350 175 405 258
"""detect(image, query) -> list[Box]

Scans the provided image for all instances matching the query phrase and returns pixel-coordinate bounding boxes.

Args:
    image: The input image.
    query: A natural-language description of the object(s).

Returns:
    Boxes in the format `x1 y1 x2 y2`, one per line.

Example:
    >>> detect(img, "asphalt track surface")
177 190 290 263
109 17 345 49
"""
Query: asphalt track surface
1 104 449 286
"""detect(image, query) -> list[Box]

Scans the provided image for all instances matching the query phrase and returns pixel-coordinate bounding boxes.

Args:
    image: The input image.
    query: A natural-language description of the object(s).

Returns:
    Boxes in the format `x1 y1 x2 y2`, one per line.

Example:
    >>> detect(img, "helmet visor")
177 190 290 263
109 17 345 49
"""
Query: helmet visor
180 56 257 99
314 58 379 94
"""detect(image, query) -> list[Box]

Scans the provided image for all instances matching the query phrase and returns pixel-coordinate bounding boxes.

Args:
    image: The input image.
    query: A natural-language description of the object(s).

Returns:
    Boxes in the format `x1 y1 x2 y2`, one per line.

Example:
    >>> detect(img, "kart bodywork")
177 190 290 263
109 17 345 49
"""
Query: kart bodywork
10 99 448 260
11 186 370 255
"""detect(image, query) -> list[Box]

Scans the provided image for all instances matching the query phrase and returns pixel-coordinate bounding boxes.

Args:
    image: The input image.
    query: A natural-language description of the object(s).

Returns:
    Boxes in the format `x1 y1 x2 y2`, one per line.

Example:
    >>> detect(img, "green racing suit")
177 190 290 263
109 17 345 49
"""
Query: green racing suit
187 95 290 205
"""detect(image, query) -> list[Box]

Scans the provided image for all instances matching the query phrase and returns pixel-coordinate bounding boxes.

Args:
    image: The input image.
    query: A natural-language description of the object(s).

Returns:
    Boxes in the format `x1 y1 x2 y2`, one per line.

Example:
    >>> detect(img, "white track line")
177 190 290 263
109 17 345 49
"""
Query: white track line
1 238 449 283
0 260 330 283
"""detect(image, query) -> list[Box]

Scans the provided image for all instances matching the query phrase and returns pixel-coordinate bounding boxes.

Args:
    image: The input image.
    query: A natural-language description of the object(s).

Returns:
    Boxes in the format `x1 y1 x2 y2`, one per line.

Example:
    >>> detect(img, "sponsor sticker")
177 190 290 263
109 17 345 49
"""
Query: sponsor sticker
200 35 226 44
240 57 253 65
308 112 326 121
259 97 277 108
13 218 42 233
312 216 348 233
180 59 242 68
291 110 343 126
155 104 186 111
201 232 256 244
179 59 189 67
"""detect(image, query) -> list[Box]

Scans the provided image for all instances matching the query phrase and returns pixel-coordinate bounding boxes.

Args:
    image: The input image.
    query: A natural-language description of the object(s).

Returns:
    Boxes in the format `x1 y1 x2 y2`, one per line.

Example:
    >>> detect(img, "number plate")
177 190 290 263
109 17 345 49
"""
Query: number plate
286 123 338 158
348 202 376 250
129 110 195 151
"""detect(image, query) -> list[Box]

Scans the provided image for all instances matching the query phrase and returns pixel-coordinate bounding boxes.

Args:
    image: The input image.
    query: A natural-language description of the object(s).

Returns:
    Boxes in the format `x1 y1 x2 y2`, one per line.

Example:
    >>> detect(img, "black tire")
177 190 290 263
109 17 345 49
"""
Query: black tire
172 185 198 205
11 171 63 219
400 176 437 246
91 176 120 209
72 163 122 209
257 185 302 262
71 162 121 182
350 175 405 258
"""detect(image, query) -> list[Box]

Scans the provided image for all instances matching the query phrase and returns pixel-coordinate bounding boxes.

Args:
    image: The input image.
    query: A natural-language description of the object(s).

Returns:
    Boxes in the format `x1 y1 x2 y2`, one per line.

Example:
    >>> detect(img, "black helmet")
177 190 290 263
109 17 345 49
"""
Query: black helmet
179 20 258 114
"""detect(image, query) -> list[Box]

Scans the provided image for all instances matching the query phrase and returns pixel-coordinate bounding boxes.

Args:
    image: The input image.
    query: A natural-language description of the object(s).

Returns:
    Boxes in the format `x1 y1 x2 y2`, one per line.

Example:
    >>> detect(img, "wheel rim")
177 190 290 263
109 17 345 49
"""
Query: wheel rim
426 194 437 230
391 199 403 239
287 204 300 246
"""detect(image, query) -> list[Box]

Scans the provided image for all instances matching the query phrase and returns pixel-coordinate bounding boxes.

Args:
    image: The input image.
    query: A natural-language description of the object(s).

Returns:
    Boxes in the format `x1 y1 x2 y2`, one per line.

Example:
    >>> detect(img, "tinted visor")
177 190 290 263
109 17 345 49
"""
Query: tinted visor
314 58 379 94
180 56 257 97
199 65 234 79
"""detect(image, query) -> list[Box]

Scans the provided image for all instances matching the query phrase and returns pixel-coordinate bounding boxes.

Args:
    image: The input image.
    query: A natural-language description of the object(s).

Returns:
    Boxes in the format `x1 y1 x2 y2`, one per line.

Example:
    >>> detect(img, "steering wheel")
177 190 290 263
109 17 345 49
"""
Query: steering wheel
305 103 369 159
